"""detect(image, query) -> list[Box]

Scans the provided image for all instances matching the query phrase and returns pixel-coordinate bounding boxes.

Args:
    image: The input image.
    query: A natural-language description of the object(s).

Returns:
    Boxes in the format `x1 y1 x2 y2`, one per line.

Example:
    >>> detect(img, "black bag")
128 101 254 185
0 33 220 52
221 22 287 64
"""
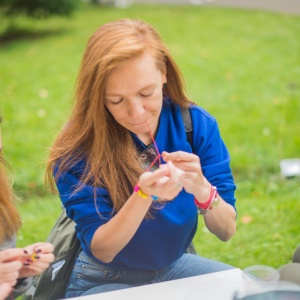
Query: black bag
23 208 81 300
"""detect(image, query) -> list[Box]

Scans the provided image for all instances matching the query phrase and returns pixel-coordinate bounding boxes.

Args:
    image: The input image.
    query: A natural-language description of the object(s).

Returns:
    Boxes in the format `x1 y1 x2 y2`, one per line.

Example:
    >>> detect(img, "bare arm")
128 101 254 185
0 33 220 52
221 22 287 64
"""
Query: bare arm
162 151 236 241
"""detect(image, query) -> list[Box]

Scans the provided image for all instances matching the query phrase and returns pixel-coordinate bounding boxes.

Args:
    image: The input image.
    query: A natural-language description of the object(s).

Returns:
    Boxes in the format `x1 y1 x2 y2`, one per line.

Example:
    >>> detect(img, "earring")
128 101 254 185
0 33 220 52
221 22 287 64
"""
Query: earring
163 82 167 88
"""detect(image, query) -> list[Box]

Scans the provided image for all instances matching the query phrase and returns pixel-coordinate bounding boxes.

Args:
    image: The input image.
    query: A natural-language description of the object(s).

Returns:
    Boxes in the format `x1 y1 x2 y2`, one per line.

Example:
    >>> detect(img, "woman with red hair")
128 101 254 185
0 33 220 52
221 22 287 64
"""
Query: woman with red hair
0 116 54 300
47 18 237 298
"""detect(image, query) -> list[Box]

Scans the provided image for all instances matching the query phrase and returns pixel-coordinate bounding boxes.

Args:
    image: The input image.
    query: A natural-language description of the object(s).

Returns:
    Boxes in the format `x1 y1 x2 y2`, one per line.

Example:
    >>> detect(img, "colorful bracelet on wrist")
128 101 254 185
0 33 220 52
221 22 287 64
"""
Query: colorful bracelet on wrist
134 185 149 199
134 185 160 201
194 185 219 215
151 195 159 201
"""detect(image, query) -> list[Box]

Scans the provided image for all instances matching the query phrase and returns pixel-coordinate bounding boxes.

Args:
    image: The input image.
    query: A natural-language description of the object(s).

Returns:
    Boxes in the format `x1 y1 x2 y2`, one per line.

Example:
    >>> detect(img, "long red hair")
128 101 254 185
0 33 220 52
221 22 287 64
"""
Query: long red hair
0 153 22 243
46 19 193 213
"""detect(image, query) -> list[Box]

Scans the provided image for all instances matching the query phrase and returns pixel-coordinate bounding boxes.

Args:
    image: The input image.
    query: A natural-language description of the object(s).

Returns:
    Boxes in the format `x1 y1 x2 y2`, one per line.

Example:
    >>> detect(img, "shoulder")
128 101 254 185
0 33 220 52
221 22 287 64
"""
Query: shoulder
162 98 216 123
189 104 217 125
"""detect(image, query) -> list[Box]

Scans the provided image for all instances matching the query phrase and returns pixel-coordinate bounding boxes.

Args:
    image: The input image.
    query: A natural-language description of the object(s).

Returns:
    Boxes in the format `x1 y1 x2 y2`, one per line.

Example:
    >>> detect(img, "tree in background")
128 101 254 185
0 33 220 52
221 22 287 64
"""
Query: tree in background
0 0 80 40
0 0 79 18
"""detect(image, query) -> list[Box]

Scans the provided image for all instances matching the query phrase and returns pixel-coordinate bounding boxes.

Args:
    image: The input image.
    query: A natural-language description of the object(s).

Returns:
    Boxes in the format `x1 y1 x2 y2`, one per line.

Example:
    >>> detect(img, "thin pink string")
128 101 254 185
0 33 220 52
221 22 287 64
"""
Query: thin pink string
145 121 161 171
145 154 160 172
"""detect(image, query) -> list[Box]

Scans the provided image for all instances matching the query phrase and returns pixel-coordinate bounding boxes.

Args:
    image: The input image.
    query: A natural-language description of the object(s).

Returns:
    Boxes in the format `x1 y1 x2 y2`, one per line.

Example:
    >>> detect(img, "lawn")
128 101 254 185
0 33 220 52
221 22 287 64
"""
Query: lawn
1 2 300 270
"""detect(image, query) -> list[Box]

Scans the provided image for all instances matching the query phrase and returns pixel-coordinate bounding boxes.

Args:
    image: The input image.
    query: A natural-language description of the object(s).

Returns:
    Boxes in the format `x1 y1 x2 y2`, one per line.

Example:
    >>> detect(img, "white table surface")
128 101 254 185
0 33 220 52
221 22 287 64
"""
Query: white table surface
70 268 245 300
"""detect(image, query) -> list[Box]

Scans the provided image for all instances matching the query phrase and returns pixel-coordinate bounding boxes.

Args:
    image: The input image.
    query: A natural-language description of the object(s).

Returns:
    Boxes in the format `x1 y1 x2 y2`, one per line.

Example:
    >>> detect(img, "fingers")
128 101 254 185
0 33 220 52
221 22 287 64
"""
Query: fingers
18 246 55 278
139 164 170 186
139 151 202 201
157 161 184 199
19 259 53 278
0 248 28 263
22 243 54 266
157 161 184 186
162 151 201 172
139 161 185 201
140 161 183 188
0 243 53 264
0 243 55 285
0 261 22 275
0 261 22 286
13 243 53 268
35 252 55 264
162 150 202 177
35 242 54 254
162 151 195 162
161 151 208 196
23 242 54 255
0 283 12 300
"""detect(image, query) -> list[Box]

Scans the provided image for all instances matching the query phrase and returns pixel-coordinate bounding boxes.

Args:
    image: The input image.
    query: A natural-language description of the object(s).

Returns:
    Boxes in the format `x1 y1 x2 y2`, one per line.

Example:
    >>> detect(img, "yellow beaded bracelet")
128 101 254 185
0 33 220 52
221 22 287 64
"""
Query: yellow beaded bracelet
134 185 148 199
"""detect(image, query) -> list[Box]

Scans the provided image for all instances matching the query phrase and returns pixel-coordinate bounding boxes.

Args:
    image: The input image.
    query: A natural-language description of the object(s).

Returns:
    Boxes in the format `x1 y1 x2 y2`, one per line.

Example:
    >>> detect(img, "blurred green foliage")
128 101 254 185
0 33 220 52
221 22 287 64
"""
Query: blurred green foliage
0 0 80 18
0 2 299 269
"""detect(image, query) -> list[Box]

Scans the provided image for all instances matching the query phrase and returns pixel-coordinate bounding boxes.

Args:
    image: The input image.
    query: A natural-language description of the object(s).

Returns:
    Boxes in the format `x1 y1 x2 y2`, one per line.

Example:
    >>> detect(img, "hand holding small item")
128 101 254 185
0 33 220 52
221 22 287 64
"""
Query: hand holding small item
162 151 211 201
0 243 54 300
137 160 185 201
18 242 54 278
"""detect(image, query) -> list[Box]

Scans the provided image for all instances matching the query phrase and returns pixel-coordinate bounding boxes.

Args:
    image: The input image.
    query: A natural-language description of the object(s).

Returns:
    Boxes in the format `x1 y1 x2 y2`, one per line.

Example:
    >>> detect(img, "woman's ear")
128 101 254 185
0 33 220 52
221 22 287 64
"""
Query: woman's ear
161 71 167 86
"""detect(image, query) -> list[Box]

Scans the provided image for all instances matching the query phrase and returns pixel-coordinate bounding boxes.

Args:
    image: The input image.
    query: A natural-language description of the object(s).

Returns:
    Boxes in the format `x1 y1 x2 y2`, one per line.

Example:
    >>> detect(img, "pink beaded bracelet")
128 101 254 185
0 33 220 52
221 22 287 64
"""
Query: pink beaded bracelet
134 185 149 199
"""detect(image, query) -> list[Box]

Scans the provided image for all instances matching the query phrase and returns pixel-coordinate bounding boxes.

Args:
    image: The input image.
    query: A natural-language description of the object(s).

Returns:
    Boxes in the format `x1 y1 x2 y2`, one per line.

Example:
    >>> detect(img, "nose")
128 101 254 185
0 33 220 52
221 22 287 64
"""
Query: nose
127 98 145 118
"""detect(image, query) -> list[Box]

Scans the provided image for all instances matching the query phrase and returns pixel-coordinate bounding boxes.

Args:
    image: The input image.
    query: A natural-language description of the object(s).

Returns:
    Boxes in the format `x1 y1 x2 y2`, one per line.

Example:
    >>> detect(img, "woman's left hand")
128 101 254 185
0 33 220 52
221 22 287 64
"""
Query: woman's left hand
162 151 236 241
18 242 54 278
162 151 211 201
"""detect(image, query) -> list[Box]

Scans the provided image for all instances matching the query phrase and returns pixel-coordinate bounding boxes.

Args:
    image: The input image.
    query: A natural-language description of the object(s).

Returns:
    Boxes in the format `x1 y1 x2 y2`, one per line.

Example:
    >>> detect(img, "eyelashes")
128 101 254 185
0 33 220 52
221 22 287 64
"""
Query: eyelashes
110 98 123 105
107 90 155 105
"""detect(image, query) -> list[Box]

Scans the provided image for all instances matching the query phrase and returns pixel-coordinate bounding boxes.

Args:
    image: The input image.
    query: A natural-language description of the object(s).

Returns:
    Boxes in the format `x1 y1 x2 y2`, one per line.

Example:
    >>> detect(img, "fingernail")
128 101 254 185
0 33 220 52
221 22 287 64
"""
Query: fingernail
33 255 40 259
35 249 42 253
24 262 30 266
23 250 28 254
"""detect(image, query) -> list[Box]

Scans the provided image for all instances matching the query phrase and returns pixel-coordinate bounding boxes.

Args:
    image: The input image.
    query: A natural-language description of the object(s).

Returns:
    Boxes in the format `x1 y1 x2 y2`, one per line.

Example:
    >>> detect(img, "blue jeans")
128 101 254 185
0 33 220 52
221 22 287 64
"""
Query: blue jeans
65 250 235 298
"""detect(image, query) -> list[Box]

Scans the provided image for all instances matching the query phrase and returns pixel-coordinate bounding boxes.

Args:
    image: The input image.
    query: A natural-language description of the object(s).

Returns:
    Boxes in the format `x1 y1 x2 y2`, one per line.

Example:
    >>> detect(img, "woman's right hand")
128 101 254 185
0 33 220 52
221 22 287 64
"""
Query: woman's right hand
18 242 54 279
0 248 24 287
138 160 185 201
0 282 12 300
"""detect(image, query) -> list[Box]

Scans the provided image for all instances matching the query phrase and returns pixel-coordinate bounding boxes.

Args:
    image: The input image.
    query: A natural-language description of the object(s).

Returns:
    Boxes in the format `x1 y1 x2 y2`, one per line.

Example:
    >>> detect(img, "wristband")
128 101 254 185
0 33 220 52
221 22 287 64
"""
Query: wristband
134 185 149 199
134 185 160 201
194 185 219 215
151 195 159 201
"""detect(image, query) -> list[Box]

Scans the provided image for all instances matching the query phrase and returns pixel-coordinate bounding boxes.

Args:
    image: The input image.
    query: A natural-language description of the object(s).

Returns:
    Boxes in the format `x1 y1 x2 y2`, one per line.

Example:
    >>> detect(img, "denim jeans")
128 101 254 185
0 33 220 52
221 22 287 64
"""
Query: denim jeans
65 250 234 298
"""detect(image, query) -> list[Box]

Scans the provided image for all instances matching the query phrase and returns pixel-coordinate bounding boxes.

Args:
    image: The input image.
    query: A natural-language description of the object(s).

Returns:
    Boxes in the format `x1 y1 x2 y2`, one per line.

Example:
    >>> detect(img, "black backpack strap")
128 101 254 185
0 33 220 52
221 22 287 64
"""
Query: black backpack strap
180 107 193 151
180 106 197 255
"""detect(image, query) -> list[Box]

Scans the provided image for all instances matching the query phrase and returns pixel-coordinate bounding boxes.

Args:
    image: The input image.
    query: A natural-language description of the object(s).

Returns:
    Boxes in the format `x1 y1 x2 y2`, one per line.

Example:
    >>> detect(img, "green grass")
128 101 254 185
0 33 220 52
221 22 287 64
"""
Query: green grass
1 3 300 270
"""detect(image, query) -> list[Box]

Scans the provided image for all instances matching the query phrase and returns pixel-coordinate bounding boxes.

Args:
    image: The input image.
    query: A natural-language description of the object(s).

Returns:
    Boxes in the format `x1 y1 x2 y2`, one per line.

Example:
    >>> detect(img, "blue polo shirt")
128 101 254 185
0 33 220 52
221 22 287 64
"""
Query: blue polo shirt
55 98 236 271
